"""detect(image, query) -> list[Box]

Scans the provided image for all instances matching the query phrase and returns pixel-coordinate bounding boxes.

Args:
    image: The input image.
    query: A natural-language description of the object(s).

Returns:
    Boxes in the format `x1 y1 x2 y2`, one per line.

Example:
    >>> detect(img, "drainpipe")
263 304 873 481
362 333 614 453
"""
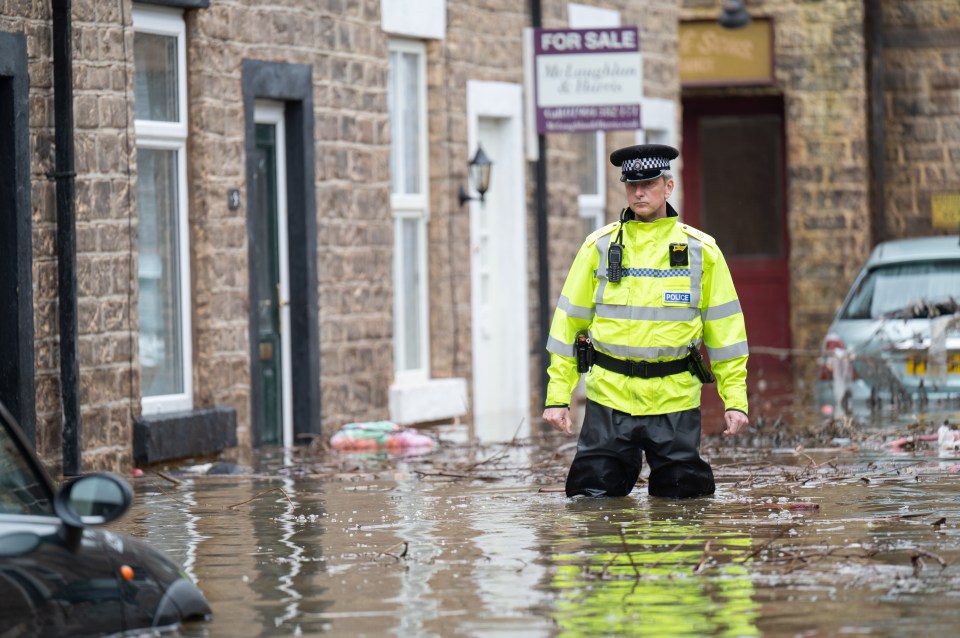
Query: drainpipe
51 0 82 476
531 0 551 402
865 0 886 244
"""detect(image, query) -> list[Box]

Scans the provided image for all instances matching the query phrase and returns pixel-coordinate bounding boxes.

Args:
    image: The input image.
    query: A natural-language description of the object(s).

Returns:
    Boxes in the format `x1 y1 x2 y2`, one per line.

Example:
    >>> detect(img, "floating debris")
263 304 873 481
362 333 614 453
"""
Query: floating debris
329 421 435 452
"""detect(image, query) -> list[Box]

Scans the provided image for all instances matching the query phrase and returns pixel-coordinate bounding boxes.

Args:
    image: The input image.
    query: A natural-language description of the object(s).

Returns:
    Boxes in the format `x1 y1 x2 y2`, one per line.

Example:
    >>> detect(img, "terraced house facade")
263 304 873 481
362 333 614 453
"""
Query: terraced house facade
0 0 957 473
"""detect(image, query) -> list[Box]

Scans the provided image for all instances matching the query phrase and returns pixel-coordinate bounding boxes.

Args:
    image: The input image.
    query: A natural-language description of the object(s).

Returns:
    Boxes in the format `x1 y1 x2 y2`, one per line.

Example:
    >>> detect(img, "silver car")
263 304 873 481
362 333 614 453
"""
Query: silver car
816 236 960 418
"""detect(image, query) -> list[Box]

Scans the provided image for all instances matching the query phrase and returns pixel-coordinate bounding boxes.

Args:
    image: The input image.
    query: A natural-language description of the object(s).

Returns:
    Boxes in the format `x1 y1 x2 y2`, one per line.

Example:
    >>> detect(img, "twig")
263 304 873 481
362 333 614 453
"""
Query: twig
618 527 640 578
155 471 181 486
597 551 619 579
227 487 296 511
156 487 193 508
414 470 500 481
762 547 879 565
909 548 948 570
794 448 819 468
693 541 712 574
378 541 409 560
846 462 926 484
414 470 470 479
794 452 841 476
738 525 792 563
648 531 698 569
461 418 527 471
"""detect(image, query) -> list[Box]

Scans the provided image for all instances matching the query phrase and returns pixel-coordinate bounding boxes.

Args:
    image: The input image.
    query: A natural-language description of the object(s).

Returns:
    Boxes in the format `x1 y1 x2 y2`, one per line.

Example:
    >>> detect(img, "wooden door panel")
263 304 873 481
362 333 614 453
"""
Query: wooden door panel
682 96 789 349
254 123 282 445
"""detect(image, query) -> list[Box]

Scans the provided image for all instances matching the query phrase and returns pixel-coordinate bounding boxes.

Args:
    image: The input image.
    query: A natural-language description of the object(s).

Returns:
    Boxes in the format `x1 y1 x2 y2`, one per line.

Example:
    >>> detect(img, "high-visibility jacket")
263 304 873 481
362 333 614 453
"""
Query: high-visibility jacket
545 207 749 416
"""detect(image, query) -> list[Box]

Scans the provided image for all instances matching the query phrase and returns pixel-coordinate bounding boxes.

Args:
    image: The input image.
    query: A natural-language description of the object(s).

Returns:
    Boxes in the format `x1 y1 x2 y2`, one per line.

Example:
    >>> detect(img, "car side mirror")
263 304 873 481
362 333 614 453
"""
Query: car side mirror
53 472 134 530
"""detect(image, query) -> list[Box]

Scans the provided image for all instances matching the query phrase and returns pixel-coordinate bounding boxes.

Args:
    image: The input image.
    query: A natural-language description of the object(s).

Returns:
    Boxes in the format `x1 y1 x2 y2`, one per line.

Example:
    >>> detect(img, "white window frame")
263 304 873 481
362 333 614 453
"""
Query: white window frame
577 131 606 232
389 39 430 383
636 97 680 209
133 5 193 415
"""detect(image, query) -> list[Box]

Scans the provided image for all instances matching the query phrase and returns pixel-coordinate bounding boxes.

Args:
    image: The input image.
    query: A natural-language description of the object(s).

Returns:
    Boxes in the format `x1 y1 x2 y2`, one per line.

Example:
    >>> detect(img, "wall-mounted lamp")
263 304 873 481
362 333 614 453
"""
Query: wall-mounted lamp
719 0 751 29
458 144 493 206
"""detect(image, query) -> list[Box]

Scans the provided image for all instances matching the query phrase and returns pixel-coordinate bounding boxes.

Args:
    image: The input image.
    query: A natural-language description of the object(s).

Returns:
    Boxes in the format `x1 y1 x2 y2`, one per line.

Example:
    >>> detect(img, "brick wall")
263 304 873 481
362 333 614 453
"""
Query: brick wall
881 0 960 238
3 0 141 472
4 0 394 469
778 0 872 362
187 0 393 445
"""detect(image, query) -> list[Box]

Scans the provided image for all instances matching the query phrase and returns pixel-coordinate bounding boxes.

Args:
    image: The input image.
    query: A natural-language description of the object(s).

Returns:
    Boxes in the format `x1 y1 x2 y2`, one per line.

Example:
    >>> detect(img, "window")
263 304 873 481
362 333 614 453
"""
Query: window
575 131 605 234
637 96 679 208
0 415 53 515
842 261 960 320
133 6 192 414
388 39 429 381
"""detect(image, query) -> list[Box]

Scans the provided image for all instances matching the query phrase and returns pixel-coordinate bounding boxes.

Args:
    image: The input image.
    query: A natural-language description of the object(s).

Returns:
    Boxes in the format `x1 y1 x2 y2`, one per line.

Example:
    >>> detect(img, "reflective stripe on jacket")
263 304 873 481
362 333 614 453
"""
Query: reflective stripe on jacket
545 210 749 416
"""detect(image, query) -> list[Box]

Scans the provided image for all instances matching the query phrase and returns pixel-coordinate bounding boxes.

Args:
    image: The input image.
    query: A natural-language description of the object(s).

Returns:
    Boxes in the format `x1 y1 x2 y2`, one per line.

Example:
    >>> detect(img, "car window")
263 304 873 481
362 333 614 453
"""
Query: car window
841 260 960 320
0 422 54 516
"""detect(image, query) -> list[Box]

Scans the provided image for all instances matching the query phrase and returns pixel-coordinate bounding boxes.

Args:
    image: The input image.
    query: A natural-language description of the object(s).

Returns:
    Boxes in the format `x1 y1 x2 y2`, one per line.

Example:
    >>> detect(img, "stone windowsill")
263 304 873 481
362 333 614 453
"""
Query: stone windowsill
388 377 468 426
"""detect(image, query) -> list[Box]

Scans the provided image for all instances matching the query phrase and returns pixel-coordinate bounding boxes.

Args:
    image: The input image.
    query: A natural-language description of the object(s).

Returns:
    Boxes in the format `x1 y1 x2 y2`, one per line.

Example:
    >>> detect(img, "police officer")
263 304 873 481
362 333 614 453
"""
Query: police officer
542 144 749 499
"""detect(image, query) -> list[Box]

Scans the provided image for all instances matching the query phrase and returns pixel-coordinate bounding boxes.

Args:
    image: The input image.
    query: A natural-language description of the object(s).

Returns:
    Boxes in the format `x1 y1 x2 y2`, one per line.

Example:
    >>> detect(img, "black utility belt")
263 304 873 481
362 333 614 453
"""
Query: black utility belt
592 350 690 379
574 331 715 382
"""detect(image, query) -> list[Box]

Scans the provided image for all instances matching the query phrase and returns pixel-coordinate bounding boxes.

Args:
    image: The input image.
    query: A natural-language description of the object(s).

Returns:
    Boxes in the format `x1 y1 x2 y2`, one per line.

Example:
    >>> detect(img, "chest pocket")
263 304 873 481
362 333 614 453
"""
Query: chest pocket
598 278 631 306
656 235 704 309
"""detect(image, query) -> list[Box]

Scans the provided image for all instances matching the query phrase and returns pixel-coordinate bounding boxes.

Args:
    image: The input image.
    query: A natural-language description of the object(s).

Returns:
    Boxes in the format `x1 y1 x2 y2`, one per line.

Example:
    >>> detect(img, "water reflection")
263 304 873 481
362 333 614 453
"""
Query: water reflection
128 479 205 583
385 473 444 636
549 498 758 637
274 476 303 628
112 442 960 637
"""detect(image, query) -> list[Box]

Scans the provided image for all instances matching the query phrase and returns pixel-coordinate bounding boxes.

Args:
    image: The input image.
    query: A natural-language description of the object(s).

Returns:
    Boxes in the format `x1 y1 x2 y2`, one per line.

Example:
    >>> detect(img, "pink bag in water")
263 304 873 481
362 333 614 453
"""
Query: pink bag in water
329 421 434 451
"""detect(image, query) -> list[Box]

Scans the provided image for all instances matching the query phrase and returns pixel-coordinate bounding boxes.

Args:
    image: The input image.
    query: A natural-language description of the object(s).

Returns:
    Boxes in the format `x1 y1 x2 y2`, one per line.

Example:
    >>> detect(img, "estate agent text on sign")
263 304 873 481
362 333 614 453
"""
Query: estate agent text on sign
533 27 643 134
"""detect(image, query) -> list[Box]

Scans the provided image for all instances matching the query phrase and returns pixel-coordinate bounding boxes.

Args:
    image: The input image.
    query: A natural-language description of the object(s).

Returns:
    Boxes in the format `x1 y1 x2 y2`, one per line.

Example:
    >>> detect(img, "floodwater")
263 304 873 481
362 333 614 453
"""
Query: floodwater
115 419 960 638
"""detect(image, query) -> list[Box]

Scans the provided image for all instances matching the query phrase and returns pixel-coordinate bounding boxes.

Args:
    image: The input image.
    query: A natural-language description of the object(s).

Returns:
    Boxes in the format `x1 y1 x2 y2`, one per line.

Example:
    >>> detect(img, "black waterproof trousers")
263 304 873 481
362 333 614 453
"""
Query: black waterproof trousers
565 400 715 499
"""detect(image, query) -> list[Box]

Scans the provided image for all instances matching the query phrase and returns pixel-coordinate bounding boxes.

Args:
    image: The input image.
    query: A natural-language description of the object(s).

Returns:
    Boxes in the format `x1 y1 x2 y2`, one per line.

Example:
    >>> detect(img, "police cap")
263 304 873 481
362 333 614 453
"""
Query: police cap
610 144 680 183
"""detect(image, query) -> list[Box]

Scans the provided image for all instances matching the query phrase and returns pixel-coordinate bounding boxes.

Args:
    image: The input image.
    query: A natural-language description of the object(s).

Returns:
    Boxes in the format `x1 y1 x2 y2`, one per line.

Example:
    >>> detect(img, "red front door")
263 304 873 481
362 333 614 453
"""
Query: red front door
681 96 792 426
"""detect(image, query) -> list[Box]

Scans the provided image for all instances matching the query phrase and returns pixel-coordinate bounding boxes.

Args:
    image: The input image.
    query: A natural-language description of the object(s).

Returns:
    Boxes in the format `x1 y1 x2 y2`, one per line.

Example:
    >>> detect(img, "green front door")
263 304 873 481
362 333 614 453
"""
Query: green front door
254 122 283 444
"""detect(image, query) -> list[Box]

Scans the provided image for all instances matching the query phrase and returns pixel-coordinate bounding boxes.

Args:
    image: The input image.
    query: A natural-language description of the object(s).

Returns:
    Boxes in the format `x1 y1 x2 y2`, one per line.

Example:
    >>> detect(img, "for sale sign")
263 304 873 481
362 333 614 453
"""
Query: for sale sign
533 27 642 134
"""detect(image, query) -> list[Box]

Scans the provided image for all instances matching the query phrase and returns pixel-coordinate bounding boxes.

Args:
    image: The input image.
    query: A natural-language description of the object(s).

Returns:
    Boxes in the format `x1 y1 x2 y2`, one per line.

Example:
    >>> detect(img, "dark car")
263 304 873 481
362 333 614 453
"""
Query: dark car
0 401 211 636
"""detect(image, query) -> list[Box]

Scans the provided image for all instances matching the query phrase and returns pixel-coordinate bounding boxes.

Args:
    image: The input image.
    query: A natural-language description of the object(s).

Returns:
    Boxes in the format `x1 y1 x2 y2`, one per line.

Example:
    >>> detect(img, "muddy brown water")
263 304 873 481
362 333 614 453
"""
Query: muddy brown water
114 421 960 637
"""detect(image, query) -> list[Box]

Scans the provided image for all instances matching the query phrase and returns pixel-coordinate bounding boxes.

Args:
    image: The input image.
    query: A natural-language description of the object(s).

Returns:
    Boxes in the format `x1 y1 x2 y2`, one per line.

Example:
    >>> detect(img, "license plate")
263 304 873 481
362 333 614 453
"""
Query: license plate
906 352 960 375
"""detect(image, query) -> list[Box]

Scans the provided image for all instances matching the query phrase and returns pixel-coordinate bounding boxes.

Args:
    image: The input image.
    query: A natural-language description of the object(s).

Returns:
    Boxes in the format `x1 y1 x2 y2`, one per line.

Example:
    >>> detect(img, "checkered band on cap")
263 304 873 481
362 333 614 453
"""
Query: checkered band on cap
621 156 670 173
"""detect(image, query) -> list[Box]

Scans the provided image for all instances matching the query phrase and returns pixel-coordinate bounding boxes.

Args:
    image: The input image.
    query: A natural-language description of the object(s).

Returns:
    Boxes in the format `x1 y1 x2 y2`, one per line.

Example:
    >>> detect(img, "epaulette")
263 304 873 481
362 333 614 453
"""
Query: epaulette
679 223 716 247
585 220 620 245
